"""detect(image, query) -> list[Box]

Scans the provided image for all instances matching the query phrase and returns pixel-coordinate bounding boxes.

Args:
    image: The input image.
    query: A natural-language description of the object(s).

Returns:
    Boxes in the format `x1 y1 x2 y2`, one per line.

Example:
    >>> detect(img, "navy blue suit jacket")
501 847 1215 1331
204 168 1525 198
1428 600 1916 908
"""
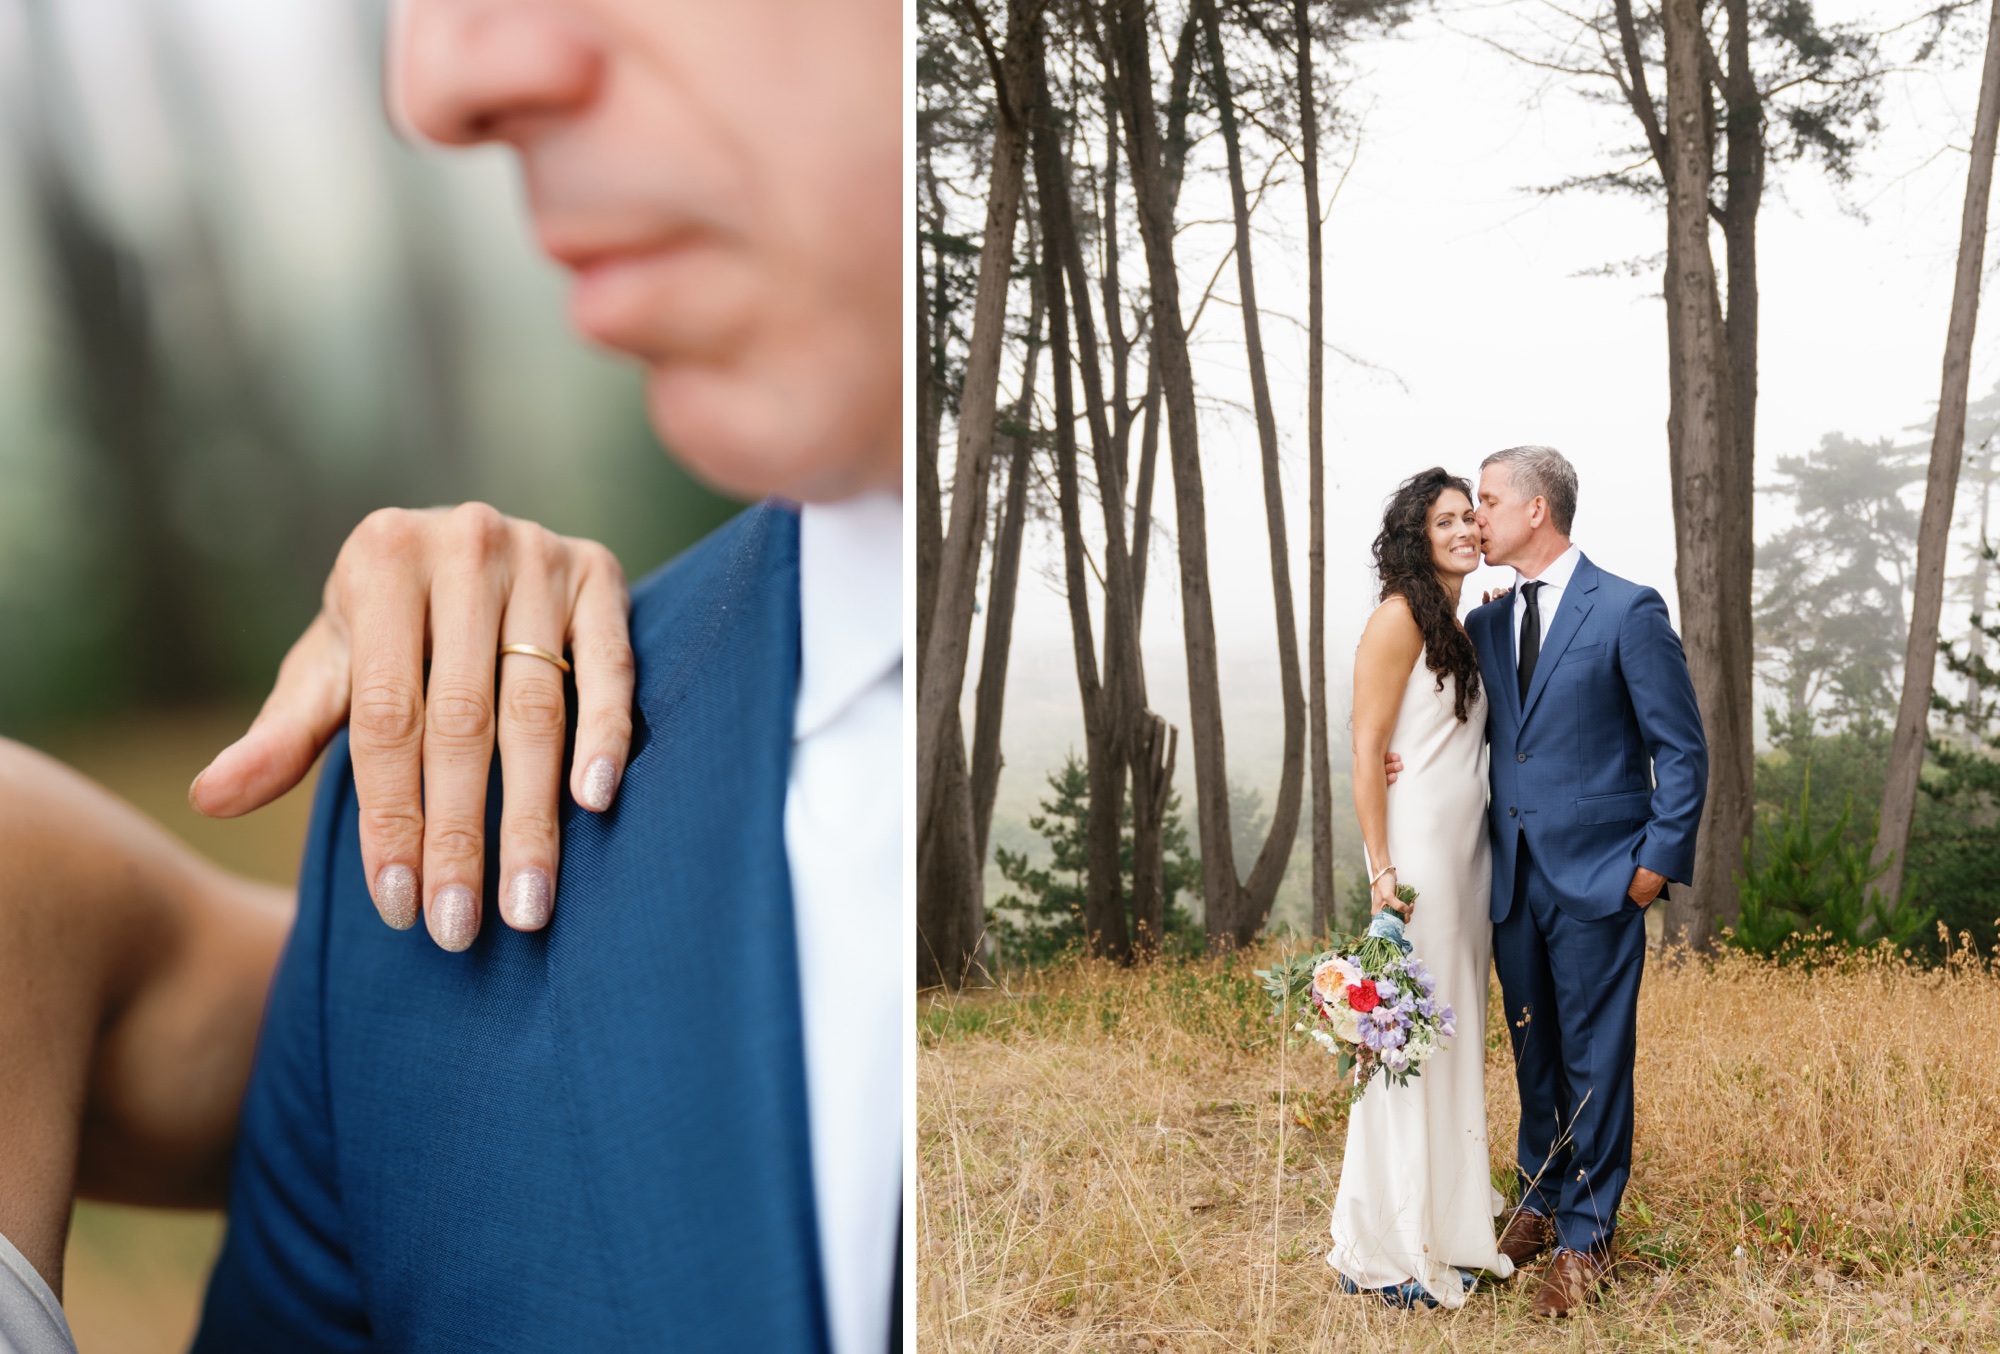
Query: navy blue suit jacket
1467 553 1707 922
194 504 830 1352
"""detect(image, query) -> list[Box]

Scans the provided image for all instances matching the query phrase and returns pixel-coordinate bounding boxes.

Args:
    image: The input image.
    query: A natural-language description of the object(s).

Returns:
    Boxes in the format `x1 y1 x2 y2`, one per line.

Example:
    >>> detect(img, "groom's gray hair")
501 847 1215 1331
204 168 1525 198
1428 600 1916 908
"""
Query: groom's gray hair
1481 445 1577 536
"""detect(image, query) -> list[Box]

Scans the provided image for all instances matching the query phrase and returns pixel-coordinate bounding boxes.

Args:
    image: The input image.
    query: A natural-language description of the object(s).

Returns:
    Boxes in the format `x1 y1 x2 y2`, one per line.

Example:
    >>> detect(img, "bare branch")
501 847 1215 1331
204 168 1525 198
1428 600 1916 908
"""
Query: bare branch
954 0 1019 130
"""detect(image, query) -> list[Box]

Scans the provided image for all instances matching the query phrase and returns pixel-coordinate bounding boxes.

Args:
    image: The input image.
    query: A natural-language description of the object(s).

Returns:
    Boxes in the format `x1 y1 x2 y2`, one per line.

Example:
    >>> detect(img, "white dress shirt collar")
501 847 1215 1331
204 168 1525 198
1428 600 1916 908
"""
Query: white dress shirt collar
1512 542 1583 652
1517 541 1581 591
795 491 904 738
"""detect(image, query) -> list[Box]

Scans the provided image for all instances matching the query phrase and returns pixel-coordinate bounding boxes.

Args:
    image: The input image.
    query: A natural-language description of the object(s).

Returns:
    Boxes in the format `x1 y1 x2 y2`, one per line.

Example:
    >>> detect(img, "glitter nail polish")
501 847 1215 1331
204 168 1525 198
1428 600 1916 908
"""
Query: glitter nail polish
504 869 553 931
376 865 420 930
581 756 620 812
430 884 479 952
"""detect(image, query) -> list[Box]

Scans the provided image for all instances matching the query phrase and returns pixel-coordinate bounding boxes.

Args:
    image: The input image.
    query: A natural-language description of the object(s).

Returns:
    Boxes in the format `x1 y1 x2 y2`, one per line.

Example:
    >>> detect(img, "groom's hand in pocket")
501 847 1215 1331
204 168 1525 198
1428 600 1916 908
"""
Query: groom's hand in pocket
1627 866 1667 908
188 505 635 949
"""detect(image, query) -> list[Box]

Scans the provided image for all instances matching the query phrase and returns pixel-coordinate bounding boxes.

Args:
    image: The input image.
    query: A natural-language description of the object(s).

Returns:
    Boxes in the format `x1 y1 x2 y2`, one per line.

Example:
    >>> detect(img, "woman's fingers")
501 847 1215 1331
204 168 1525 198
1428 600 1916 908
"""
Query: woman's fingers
493 532 571 933
221 502 636 945
343 527 433 933
567 543 634 813
418 505 511 952
189 614 351 818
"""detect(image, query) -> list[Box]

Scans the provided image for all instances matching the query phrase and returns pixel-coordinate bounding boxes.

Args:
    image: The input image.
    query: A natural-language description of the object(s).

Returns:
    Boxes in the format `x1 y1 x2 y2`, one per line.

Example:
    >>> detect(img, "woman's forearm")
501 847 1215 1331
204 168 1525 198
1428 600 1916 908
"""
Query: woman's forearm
0 739 290 1293
1351 601 1420 911
1351 741 1393 877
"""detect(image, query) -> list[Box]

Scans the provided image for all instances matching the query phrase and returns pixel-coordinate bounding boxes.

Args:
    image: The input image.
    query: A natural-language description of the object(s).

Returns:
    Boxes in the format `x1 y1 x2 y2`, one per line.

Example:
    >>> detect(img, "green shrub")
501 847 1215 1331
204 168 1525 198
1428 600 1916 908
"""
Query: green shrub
988 754 1202 966
1731 766 1933 960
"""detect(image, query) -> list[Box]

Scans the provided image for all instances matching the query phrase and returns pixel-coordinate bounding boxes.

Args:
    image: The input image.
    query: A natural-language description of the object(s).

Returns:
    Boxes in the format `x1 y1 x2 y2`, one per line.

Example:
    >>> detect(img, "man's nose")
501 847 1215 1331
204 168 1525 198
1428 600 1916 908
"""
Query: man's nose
391 0 603 148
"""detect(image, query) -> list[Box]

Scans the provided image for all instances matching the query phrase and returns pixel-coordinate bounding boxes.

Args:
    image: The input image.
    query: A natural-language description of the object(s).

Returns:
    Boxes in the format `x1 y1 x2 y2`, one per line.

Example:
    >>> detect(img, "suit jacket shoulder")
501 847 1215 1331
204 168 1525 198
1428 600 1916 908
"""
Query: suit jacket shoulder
1465 593 1510 651
1574 556 1656 612
627 501 800 699
195 500 825 1354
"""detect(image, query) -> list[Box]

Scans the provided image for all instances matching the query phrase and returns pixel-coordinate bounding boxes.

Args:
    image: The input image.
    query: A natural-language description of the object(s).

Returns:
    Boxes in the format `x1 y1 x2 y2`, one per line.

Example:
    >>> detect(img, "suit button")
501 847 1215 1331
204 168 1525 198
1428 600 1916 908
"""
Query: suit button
1516 752 1527 762
1509 806 1518 817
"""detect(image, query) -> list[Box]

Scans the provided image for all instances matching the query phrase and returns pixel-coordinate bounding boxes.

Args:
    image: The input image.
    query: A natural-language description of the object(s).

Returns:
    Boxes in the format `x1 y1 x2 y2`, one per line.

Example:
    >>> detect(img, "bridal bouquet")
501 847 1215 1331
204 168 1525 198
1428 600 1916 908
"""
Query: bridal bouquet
1257 887 1455 1106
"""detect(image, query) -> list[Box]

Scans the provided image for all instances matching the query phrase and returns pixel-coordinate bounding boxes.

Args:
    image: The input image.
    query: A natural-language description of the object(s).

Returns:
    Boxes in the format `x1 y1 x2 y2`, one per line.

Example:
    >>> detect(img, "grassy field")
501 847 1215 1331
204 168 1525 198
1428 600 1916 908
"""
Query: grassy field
23 709 320 1354
919 936 2000 1351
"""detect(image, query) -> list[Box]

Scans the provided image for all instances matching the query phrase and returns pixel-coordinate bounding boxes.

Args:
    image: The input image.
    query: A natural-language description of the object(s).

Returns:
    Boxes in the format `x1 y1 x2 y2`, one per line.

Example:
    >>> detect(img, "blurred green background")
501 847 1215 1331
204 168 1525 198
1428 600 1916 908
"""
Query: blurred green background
1 2 738 1348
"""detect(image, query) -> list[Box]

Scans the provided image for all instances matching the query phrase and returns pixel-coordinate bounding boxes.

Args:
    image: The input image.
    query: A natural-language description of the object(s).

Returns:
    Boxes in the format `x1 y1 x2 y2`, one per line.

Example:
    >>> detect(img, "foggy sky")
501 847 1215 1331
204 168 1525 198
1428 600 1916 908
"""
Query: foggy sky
965 1 1994 808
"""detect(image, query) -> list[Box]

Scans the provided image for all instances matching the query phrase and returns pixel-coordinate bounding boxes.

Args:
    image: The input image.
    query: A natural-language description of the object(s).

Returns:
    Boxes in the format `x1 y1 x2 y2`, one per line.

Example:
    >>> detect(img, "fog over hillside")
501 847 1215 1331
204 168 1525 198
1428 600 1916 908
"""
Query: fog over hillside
957 1 1993 938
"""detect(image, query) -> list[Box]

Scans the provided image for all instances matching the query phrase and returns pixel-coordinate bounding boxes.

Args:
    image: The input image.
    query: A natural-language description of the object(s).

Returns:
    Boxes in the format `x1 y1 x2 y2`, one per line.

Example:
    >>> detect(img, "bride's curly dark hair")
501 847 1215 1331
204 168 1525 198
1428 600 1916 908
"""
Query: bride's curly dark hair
1373 467 1481 724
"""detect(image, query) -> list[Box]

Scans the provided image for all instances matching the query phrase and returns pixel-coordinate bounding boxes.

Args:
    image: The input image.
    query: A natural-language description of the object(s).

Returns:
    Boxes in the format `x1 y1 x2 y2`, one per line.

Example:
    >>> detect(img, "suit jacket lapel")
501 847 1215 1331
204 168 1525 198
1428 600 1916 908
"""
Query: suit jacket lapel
546 506 827 1349
1520 554 1599 726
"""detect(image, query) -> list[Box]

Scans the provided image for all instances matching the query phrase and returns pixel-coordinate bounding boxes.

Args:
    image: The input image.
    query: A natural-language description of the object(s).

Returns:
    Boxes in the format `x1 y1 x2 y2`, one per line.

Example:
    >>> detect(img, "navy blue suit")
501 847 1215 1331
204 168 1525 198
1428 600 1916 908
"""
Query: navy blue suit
193 504 831 1352
1467 553 1706 1252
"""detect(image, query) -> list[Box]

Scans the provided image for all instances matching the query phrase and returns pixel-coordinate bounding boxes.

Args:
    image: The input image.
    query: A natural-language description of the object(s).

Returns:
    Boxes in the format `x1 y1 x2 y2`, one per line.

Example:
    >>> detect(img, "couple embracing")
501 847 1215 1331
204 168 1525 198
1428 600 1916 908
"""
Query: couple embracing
1329 446 1708 1317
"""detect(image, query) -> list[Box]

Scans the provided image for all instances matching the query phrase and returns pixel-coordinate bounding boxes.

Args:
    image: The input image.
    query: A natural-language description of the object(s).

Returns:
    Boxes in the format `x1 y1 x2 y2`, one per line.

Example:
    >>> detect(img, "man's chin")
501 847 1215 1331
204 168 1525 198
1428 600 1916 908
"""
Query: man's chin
644 368 896 505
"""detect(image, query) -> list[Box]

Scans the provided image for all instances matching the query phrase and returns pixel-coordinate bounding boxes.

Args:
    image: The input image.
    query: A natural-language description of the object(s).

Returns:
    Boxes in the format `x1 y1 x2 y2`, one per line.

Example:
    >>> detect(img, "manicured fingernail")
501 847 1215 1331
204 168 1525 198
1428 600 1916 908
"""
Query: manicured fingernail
503 869 553 931
375 865 419 930
186 769 208 811
580 756 620 812
429 884 478 952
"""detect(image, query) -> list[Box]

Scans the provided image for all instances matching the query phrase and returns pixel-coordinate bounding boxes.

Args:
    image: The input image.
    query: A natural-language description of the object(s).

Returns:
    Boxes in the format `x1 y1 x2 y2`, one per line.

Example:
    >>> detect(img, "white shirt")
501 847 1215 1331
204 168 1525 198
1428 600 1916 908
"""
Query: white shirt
0 1228 76 1354
1512 543 1583 660
786 493 903 1354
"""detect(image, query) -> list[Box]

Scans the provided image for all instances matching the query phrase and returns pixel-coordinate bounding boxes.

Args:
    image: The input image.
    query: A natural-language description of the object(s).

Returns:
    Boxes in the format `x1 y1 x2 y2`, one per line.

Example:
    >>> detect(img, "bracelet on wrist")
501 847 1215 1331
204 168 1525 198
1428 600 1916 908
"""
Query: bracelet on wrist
1369 863 1397 887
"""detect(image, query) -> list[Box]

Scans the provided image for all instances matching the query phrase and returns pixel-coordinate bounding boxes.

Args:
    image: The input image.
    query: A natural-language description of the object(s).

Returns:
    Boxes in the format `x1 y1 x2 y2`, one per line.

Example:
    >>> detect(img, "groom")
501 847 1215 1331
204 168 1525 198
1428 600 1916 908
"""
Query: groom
192 2 901 1351
1466 446 1706 1318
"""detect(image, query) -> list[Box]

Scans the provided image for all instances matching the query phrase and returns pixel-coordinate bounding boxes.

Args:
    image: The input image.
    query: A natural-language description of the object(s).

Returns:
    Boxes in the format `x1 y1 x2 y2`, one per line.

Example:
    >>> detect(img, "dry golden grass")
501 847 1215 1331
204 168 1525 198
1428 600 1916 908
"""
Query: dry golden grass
919 934 2000 1351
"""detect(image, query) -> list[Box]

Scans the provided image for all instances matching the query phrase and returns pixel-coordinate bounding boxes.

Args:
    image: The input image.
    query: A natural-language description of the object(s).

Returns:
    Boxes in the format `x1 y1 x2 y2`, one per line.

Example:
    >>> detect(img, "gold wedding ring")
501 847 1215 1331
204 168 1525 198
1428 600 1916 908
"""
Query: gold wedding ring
498 642 572 674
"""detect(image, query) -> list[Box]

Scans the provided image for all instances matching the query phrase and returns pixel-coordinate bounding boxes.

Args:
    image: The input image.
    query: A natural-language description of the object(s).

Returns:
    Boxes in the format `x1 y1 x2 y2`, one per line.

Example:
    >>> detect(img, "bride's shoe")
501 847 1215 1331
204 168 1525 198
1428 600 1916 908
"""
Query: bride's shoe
1335 1269 1477 1310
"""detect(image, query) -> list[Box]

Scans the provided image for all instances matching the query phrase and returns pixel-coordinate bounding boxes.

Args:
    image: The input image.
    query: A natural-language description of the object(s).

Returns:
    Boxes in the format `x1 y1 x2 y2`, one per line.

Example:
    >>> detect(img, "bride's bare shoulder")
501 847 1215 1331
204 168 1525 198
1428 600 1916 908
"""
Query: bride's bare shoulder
1358 595 1423 662
1363 594 1420 636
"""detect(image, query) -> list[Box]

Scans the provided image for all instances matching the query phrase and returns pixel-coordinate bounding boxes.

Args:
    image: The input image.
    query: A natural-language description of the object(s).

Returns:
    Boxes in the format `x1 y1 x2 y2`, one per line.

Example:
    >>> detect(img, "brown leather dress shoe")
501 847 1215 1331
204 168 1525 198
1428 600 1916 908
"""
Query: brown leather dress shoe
1529 1246 1608 1318
1496 1208 1554 1267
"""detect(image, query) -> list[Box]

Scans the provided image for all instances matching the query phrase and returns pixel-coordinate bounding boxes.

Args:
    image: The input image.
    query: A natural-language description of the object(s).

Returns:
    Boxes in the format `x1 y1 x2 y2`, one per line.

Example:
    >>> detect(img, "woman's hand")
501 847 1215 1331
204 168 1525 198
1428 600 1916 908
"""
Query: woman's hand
188 504 634 950
1369 869 1410 921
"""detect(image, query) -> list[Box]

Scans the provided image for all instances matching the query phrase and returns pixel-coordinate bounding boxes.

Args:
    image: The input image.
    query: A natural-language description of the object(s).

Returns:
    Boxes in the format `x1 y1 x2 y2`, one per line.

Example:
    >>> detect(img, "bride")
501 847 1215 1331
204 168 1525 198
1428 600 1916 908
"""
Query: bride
1326 467 1512 1307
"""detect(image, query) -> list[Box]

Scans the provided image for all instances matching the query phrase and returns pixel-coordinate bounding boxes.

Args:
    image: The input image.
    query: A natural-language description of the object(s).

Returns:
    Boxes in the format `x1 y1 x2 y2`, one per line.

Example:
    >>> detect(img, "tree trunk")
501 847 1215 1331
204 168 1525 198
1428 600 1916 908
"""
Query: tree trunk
1107 0 1243 942
1120 8 1199 627
1131 351 1163 616
1967 447 1995 728
917 244 943 675
1873 0 2000 907
1705 0 1763 938
1042 214 1132 963
968 263 1046 863
918 723 985 988
1128 714 1177 951
20 2 216 706
1200 0 1306 947
916 0 1035 989
1294 0 1335 938
1659 0 1748 949
1032 38 1161 962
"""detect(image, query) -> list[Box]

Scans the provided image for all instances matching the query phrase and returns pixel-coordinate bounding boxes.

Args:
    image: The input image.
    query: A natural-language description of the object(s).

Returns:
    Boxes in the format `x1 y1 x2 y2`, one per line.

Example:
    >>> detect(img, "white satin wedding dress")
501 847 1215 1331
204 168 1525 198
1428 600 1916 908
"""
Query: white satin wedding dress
1326 648 1513 1307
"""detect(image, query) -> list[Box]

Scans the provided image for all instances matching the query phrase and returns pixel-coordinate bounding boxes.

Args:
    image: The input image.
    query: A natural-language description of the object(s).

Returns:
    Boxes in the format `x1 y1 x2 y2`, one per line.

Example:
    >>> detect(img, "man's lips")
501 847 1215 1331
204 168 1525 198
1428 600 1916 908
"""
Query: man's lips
542 229 704 276
543 227 751 360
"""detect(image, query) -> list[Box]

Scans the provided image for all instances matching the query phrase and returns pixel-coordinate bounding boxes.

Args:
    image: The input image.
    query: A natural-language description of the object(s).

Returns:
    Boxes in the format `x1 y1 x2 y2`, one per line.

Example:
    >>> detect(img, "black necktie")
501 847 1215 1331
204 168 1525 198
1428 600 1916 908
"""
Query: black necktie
1517 580 1546 702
